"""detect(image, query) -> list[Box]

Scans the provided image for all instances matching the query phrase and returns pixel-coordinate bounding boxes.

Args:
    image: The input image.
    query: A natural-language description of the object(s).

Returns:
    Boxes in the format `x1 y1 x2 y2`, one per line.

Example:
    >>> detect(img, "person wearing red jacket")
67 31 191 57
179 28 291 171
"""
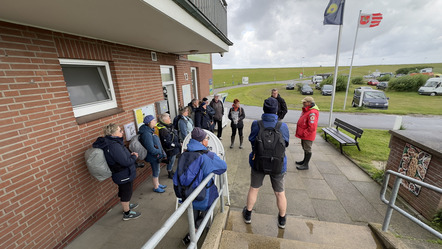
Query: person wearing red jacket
295 96 319 170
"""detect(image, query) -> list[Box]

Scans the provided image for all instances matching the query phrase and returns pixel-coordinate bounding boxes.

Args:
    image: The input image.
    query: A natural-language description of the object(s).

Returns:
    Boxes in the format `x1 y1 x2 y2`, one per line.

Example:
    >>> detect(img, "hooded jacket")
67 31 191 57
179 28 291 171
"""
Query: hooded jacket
156 121 181 157
173 139 227 211
295 104 320 141
273 94 288 120
92 136 137 185
138 124 165 164
248 113 290 173
195 103 212 130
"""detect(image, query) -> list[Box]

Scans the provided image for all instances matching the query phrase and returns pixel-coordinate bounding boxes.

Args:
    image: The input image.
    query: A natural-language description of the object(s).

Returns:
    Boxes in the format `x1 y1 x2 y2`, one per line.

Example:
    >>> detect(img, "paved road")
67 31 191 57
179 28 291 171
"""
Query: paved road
214 83 442 131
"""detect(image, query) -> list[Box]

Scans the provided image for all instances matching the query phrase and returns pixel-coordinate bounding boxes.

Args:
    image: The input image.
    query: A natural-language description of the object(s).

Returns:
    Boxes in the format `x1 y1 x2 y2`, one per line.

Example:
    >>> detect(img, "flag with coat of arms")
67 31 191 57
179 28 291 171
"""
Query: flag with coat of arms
359 13 383 28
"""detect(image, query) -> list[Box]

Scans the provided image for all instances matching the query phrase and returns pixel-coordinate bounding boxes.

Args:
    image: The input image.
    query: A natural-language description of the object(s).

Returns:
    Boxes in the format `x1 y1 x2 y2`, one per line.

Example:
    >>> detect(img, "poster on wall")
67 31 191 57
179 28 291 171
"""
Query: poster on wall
397 143 432 196
124 122 136 141
133 104 156 130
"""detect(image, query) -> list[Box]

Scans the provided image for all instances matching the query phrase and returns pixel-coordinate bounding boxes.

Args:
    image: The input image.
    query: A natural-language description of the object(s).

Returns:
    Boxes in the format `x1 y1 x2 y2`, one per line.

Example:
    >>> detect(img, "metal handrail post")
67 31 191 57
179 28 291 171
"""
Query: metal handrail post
187 204 196 248
219 174 225 213
382 176 402 232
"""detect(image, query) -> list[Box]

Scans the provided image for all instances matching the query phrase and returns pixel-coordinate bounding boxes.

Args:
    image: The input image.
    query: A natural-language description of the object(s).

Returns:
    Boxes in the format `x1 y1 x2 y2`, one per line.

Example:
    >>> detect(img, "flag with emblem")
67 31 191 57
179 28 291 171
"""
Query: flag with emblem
323 0 345 25
359 13 383 28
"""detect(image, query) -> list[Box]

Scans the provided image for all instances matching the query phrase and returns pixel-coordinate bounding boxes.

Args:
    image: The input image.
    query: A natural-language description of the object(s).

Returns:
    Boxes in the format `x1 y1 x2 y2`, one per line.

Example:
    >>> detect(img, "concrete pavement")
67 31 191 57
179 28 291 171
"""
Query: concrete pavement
65 119 440 249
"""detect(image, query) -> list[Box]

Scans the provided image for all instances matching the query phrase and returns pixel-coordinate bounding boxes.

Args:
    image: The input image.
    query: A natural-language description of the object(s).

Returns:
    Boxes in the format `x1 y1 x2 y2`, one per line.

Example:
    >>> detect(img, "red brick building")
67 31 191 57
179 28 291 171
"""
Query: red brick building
0 1 232 248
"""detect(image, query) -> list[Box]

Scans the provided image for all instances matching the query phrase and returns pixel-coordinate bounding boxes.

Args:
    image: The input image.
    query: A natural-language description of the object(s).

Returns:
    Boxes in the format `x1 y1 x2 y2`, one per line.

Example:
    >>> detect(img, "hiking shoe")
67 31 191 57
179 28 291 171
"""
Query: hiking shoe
278 214 286 229
167 170 174 179
242 206 252 224
153 187 165 193
129 203 139 210
159 184 167 189
122 210 141 221
182 233 190 245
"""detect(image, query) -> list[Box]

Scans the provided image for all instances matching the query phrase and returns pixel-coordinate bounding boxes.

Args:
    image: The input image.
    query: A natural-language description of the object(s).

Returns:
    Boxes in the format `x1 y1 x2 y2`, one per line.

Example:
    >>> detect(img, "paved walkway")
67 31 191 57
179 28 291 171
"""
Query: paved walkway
66 119 439 249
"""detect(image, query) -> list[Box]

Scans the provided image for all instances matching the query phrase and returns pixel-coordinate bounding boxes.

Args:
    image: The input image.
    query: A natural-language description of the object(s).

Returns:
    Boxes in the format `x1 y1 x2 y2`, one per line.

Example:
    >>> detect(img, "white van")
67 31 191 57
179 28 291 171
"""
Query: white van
313 76 323 89
418 78 442 96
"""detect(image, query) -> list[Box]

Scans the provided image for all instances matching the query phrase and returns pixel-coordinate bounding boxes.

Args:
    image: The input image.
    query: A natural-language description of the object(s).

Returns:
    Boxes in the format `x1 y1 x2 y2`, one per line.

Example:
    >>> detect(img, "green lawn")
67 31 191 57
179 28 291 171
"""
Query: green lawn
213 63 442 89
220 83 442 115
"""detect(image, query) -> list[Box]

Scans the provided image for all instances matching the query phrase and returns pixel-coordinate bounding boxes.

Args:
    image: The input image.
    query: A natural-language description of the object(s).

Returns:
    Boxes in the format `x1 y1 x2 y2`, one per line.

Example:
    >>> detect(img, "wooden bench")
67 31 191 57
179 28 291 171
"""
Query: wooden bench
322 118 363 154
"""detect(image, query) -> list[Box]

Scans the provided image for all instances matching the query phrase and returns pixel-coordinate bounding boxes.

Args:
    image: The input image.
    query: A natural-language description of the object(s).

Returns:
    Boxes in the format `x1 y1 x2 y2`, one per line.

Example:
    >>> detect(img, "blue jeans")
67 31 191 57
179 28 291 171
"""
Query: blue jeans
150 160 160 178
167 155 177 172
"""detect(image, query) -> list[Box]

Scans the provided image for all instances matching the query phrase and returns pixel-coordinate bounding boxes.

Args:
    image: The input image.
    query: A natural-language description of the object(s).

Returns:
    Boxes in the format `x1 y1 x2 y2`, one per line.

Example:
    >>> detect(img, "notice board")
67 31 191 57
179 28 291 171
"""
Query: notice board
133 104 155 130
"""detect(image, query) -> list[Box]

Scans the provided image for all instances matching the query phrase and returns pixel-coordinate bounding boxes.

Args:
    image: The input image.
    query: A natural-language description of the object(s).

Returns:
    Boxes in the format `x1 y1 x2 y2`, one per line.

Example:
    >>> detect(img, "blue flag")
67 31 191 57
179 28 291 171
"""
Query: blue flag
323 0 345 25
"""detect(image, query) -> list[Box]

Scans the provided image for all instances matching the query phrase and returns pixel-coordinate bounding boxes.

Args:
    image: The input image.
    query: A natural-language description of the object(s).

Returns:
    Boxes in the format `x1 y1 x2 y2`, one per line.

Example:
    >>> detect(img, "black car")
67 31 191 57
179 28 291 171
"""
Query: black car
286 82 295 90
300 85 313 95
376 82 388 90
321 85 333 95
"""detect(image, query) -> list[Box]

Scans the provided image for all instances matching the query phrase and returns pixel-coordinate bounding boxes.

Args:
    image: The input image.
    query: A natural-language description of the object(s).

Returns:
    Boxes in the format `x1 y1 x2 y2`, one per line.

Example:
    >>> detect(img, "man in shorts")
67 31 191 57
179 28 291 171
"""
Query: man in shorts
243 97 290 229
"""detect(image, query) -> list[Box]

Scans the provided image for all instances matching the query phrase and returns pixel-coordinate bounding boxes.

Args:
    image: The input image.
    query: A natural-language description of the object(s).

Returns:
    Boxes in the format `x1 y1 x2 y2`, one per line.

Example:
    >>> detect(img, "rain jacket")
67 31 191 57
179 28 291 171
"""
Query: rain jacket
210 98 224 121
295 104 320 141
139 124 165 164
195 104 212 130
156 121 181 157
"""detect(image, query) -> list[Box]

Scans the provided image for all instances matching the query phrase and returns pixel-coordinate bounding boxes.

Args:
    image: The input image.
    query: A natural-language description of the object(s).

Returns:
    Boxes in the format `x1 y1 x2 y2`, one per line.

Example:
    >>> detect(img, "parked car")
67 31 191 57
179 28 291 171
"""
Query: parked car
352 89 389 109
418 78 442 96
376 82 388 90
300 84 313 95
321 85 333 96
312 76 323 84
286 82 295 90
367 79 379 86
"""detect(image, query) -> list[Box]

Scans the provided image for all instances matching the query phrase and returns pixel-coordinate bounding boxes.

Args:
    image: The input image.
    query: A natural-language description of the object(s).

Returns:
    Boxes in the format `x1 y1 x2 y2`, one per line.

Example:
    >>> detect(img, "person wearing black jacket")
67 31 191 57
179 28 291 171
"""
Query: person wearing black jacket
93 123 141 221
195 102 213 131
228 98 246 149
271 88 288 120
157 113 181 179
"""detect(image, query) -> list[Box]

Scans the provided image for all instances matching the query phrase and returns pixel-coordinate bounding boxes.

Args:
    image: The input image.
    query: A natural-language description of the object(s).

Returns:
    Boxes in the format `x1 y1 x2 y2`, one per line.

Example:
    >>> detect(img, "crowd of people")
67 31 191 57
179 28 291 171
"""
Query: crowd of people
92 88 319 244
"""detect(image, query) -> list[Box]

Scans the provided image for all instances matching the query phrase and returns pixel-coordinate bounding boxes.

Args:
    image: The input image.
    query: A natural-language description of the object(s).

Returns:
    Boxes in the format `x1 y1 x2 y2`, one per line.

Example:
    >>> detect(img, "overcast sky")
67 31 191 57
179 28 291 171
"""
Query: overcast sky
212 0 442 69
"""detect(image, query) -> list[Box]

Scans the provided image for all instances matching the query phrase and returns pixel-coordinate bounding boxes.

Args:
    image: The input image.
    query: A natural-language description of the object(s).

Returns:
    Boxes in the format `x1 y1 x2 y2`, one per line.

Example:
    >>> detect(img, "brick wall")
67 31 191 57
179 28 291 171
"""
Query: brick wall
386 133 442 221
0 21 211 248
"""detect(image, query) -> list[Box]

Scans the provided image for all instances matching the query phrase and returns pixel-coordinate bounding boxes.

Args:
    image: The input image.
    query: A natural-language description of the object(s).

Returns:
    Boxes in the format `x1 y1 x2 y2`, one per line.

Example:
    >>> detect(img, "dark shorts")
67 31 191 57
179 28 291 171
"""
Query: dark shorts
118 181 133 202
301 140 313 153
250 169 285 192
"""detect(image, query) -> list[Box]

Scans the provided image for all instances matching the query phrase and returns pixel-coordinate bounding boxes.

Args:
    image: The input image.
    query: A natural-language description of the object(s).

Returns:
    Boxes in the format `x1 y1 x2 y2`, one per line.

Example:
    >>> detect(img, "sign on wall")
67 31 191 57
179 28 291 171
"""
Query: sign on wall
133 104 155 130
397 143 432 196
182 84 191 108
123 122 136 141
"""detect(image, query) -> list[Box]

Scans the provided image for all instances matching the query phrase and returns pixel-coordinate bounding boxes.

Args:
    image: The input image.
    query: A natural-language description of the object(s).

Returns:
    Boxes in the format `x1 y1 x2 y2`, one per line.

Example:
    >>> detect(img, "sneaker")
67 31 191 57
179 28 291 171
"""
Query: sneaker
182 233 190 246
122 210 141 221
218 137 222 140
153 187 165 193
129 203 139 210
278 214 286 229
158 184 167 189
242 206 252 224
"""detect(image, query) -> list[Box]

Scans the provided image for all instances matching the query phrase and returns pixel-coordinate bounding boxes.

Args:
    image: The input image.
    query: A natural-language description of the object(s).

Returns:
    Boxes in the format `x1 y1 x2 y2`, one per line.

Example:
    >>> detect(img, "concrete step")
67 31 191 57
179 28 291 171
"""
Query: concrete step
222 210 383 249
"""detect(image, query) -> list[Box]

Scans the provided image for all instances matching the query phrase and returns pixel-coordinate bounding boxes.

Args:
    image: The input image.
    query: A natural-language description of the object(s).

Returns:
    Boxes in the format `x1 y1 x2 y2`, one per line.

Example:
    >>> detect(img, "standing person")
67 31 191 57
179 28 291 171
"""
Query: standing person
243 97 290 229
295 96 319 170
271 88 288 120
139 115 168 193
194 102 213 131
202 97 215 132
156 113 181 179
174 127 227 245
210 94 225 140
188 99 199 125
178 106 194 142
228 98 246 149
93 123 141 220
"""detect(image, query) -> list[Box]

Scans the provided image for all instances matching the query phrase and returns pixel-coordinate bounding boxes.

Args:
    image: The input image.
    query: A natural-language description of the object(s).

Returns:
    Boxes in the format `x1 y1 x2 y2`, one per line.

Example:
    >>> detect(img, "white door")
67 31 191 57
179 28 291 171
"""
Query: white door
160 66 178 119
191 67 198 100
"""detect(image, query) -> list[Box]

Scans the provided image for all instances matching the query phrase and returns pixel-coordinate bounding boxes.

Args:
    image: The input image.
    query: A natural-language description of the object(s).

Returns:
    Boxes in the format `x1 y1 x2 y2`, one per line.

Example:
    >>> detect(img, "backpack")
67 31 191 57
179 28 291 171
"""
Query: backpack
173 115 183 131
129 134 147 160
253 120 286 174
84 148 112 181
173 150 213 202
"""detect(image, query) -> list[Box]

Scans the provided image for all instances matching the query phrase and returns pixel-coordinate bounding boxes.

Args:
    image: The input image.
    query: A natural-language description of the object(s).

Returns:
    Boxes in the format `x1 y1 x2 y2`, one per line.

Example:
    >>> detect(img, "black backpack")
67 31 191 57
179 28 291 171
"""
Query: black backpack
253 120 286 174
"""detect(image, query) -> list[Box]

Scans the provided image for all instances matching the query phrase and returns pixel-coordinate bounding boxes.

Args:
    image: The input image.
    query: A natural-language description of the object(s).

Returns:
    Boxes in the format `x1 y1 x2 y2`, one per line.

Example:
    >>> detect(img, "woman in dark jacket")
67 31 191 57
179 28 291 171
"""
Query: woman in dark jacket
194 102 213 131
93 123 141 221
156 113 181 179
228 99 246 149
139 115 167 193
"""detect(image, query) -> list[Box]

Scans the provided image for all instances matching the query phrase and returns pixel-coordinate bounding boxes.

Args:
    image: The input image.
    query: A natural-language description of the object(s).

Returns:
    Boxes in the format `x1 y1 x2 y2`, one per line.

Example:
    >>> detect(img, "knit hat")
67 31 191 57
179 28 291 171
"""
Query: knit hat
191 127 207 142
302 96 315 103
202 97 208 102
263 97 278 114
143 115 155 125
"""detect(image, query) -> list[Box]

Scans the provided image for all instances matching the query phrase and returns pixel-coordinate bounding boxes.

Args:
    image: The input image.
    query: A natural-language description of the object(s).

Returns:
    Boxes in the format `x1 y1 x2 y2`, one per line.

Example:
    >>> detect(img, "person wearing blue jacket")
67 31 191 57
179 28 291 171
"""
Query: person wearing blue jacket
139 115 167 193
93 123 141 221
243 97 290 229
174 127 227 245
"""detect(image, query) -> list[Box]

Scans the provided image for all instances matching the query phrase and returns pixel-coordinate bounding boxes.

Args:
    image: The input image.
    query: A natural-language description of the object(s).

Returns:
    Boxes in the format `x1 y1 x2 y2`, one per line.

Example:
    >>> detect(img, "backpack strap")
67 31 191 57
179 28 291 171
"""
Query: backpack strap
275 121 282 131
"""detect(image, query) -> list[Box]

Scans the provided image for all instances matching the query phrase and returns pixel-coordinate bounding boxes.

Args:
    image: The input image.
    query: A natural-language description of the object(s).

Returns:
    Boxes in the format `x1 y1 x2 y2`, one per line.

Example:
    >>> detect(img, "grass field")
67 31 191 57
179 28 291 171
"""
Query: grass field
213 63 442 89
219 83 442 115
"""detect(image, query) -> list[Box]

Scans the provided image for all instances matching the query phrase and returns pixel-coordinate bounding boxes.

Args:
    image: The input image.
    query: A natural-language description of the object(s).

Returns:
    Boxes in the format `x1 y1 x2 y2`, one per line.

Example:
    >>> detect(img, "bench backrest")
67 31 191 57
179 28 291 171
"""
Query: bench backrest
334 118 363 138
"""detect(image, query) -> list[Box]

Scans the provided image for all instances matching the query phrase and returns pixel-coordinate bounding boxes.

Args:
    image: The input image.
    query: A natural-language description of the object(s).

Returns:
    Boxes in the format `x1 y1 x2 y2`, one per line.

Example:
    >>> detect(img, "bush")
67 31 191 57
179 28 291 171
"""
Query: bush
395 66 433 75
432 209 442 232
321 75 348 91
377 75 391 82
351 76 364 85
388 74 429 92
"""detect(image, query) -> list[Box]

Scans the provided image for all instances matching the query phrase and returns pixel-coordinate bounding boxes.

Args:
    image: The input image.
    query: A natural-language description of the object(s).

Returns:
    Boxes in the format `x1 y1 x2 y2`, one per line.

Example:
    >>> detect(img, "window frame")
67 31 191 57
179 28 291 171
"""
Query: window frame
59 59 118 117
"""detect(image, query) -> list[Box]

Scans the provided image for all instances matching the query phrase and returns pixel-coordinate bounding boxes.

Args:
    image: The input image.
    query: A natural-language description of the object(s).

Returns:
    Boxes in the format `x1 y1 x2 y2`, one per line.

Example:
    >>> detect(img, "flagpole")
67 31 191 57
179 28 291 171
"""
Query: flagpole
343 10 362 110
328 24 343 127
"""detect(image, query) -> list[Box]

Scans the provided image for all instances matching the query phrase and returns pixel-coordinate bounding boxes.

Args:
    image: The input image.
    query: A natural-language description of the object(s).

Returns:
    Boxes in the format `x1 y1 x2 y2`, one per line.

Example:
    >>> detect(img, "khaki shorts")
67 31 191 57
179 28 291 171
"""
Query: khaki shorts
301 140 313 153
250 169 285 193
